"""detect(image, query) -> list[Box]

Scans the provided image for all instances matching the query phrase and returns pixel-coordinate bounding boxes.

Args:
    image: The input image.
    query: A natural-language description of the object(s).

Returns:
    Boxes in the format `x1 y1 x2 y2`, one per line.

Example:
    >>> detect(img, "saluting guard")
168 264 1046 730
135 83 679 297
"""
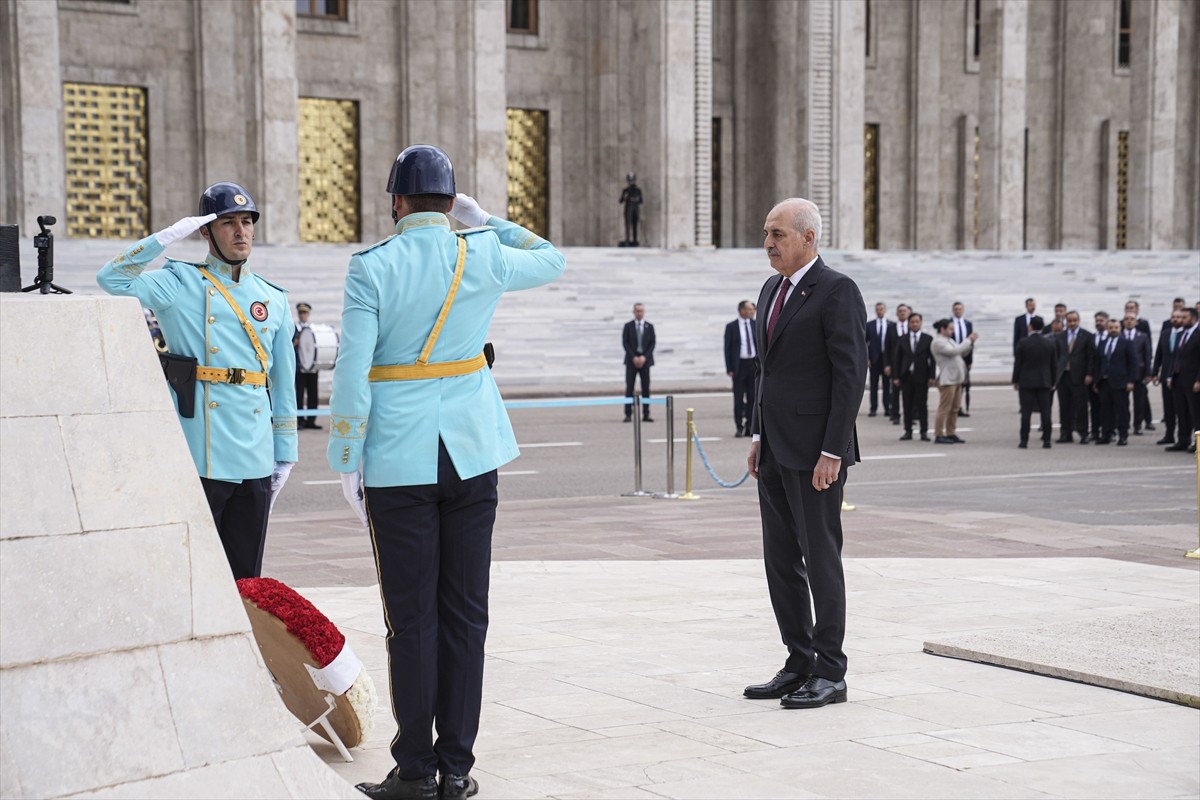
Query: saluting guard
97 182 298 580
329 145 565 800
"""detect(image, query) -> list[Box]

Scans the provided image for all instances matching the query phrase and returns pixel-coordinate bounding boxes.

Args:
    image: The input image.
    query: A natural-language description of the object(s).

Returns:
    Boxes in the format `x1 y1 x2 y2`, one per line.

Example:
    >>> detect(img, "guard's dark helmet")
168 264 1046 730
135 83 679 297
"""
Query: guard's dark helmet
199 182 259 223
386 145 455 197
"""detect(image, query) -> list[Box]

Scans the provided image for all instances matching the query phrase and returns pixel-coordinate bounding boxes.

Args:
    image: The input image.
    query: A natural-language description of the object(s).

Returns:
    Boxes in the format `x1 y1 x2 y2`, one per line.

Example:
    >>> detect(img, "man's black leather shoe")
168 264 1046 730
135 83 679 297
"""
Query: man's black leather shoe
958 410 970 417
950 435 966 443
744 669 807 699
868 410 877 417
1043 441 1052 449
356 770 438 800
440 774 479 800
934 436 954 444
1117 437 1128 446
1157 436 1175 445
1018 441 1027 449
920 433 931 442
643 415 654 423
899 432 913 440
1056 435 1072 443
780 676 848 709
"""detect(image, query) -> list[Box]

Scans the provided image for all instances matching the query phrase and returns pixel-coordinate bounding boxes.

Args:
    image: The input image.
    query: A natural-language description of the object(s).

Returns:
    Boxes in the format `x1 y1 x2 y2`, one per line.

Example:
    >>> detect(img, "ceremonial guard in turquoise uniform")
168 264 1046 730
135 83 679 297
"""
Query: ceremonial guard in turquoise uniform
97 183 298 579
331 146 564 800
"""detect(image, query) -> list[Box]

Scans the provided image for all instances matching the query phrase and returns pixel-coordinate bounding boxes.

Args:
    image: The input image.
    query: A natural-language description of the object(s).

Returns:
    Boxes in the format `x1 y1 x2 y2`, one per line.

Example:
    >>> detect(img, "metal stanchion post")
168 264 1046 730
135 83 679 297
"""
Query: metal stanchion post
679 407 701 500
623 393 653 497
1187 431 1200 559
656 396 678 499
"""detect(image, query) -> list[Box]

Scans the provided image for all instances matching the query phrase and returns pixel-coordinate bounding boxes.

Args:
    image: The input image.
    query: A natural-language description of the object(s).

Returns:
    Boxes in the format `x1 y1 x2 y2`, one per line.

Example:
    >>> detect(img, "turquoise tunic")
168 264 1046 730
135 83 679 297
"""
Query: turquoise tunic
97 236 299 481
327 212 565 486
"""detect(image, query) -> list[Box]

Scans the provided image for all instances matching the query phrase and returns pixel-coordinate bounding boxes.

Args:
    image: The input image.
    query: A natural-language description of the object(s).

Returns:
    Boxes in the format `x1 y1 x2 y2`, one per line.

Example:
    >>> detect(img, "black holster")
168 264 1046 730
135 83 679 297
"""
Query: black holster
159 352 198 418
484 341 495 369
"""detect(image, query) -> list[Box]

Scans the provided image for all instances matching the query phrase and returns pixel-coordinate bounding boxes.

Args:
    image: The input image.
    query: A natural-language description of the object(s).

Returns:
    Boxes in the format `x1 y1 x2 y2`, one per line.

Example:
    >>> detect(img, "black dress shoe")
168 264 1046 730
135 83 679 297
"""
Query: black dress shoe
310 423 323 430
643 415 654 423
950 435 966 443
1018 441 1027 449
1043 441 1052 449
623 415 632 423
1145 424 1156 432
1156 436 1175 445
439 774 479 800
920 433 931 442
899 431 913 440
744 669 807 699
958 411 970 418
891 417 900 425
1078 437 1089 445
1117 438 1128 446
735 428 744 438
780 676 848 709
1056 435 1072 443
1133 428 1142 436
934 436 955 444
868 410 877 417
1094 437 1111 445
356 770 438 800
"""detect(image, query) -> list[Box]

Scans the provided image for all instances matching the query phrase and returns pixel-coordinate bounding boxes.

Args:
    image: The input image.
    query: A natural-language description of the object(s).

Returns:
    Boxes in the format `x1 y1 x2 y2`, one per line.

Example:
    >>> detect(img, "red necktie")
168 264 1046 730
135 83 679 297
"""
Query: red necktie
766 278 792 342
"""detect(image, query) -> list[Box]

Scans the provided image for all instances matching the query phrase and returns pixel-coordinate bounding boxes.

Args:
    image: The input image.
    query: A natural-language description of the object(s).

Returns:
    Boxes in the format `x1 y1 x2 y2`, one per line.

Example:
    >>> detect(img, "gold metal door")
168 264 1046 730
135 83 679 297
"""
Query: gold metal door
864 123 879 249
506 109 549 239
299 98 360 243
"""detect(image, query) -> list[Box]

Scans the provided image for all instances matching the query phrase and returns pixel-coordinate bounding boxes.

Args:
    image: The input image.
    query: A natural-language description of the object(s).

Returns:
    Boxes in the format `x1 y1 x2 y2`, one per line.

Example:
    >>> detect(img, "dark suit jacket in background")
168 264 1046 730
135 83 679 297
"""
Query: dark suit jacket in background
865 316 890 368
1013 313 1032 355
1124 331 1152 380
1013 334 1058 388
622 319 656 367
1056 328 1095 385
725 317 756 374
893 331 936 384
1092 335 1135 387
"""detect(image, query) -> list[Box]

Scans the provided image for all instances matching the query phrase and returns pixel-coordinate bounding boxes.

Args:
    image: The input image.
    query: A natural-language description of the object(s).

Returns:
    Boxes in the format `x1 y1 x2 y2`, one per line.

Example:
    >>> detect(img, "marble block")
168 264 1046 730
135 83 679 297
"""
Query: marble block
0 415 80 538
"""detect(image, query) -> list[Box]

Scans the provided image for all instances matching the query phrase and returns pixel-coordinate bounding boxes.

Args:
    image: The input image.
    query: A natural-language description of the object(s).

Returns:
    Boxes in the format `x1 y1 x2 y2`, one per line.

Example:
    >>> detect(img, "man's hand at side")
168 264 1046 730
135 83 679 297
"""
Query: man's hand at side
747 441 760 480
340 471 369 527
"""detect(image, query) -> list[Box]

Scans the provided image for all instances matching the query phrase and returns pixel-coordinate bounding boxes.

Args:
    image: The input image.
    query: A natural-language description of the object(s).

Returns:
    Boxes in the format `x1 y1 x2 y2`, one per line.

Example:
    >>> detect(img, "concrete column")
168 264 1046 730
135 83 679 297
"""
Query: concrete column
976 0 1026 251
804 0 835 247
1098 119 1118 250
660 0 697 248
195 1 242 191
467 0 508 218
831 0 865 250
12 0 65 236
693 0 713 248
1127 0 1178 250
257 0 299 244
909 0 942 249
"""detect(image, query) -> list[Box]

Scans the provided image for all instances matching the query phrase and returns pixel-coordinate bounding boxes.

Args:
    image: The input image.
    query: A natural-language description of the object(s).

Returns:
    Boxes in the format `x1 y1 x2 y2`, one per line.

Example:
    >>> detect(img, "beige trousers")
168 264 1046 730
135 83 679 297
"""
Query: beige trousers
935 384 963 438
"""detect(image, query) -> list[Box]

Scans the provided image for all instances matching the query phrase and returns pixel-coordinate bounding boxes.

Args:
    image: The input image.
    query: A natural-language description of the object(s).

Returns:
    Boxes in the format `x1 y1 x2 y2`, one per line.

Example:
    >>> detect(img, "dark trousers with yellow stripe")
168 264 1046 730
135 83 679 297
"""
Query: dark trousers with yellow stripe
365 440 497 780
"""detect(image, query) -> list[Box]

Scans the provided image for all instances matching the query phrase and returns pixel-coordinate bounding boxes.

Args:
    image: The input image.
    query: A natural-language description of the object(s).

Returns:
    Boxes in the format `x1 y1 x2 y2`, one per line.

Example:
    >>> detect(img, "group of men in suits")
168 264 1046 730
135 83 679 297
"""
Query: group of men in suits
1015 297 1200 452
865 301 975 442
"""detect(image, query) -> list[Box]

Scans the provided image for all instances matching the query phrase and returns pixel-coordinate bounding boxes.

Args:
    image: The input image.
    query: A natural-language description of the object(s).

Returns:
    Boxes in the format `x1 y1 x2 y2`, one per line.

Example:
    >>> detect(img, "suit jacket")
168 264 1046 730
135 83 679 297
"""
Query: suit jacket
864 316 890 368
931 335 973 386
1121 330 1152 380
1013 313 1032 354
725 317 757 373
1092 335 1135 388
752 256 867 469
1174 326 1200 386
1013 334 1058 389
623 319 656 367
884 319 907 373
1154 326 1180 379
327 212 565 486
893 331 936 385
1056 328 1094 385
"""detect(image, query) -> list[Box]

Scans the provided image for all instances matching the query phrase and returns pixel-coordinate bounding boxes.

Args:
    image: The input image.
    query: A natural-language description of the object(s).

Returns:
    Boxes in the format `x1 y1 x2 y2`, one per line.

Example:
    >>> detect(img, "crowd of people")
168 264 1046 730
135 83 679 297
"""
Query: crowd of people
863 297 1200 452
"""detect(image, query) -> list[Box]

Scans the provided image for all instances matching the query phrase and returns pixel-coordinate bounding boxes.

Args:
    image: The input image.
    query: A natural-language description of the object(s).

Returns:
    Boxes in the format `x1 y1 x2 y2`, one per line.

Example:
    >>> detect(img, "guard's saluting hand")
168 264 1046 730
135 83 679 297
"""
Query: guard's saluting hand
153 213 217 247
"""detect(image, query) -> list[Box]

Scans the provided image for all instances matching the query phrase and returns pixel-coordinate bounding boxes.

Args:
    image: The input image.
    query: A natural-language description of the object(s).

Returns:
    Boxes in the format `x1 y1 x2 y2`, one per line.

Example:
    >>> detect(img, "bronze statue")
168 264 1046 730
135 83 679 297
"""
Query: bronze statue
619 172 643 246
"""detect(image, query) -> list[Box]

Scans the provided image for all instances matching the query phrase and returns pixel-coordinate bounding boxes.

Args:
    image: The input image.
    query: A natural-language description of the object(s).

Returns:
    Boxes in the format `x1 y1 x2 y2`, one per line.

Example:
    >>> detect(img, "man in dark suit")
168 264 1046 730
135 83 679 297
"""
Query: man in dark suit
1121 313 1154 434
725 300 758 436
950 302 974 416
883 304 910 424
1092 317 1136 445
1165 307 1200 452
891 312 936 442
1153 307 1186 445
622 303 656 422
864 302 891 417
1055 310 1094 444
1088 311 1111 442
743 198 866 711
1013 316 1058 448
1013 297 1036 355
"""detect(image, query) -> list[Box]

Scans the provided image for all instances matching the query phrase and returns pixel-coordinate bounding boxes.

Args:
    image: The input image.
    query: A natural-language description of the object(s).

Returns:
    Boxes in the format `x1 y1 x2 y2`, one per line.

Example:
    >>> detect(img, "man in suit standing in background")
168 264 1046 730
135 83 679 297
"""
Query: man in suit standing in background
1013 316 1058 449
1056 311 1094 444
1165 307 1200 453
725 300 758 437
1122 313 1154 435
892 312 936 442
1092 316 1136 446
864 302 891 418
950 302 974 416
743 197 866 711
623 303 656 423
884 303 911 424
1153 307 1186 446
1089 311 1112 442
1013 297 1036 355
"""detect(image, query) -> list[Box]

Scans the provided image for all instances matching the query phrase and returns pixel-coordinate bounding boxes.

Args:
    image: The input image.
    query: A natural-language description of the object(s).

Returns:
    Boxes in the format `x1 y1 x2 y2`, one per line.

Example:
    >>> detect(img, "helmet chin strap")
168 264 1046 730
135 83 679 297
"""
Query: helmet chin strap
205 222 247 267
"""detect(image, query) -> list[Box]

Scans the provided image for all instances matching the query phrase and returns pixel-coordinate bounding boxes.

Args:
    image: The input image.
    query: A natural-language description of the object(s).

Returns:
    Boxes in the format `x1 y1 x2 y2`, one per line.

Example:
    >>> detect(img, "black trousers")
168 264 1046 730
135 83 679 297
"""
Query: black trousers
1057 380 1088 438
295 370 319 426
961 365 971 411
1160 381 1176 439
899 375 929 434
867 357 890 414
624 363 651 417
1171 378 1195 445
1088 385 1103 439
1098 381 1130 440
199 476 271 580
1131 380 1152 430
757 437 848 681
1019 387 1053 444
365 441 497 780
732 357 757 429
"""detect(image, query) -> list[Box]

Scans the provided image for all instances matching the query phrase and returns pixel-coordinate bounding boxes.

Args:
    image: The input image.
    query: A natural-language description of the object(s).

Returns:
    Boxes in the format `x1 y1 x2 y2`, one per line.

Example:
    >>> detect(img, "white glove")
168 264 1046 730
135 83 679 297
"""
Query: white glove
268 461 294 514
449 193 490 228
154 213 217 247
340 471 369 527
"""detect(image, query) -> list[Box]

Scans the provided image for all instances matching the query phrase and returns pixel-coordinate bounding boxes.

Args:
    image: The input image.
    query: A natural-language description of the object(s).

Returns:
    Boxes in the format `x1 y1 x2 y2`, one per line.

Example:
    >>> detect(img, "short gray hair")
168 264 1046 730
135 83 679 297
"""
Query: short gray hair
781 197 823 243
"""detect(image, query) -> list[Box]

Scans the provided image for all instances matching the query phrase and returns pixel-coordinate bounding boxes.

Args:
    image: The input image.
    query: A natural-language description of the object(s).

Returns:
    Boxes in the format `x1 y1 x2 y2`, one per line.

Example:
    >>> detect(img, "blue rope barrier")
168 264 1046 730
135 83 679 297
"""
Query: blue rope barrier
692 429 750 488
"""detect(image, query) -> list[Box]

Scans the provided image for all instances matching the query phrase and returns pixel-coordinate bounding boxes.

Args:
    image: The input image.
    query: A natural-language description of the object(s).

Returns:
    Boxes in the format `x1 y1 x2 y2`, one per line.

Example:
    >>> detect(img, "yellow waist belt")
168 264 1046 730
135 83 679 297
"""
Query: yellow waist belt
368 353 487 382
195 365 268 386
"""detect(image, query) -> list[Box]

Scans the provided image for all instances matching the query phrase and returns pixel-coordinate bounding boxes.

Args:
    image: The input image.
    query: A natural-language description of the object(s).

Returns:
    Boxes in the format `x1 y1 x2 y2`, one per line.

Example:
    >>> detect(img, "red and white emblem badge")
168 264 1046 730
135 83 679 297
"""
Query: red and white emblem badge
250 301 268 321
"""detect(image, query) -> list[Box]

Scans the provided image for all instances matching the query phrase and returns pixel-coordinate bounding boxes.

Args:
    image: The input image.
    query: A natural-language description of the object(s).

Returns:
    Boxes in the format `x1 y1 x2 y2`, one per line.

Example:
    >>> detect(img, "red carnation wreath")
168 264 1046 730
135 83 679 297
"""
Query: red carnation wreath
238 577 377 749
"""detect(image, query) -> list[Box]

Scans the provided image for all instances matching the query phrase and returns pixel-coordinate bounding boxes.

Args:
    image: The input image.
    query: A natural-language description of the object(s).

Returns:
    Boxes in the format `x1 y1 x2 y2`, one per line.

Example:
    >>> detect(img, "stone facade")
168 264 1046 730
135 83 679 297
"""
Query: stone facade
0 0 1195 249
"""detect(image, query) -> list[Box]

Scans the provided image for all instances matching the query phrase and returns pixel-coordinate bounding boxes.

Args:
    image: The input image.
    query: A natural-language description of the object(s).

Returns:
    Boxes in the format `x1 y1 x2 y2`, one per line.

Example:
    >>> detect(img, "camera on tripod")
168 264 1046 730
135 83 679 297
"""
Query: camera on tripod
22 215 71 295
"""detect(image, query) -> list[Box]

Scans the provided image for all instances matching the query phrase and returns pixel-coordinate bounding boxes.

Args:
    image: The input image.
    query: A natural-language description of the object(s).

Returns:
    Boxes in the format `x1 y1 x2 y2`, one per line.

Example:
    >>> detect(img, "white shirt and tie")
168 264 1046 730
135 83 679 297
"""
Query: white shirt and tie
741 318 756 360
